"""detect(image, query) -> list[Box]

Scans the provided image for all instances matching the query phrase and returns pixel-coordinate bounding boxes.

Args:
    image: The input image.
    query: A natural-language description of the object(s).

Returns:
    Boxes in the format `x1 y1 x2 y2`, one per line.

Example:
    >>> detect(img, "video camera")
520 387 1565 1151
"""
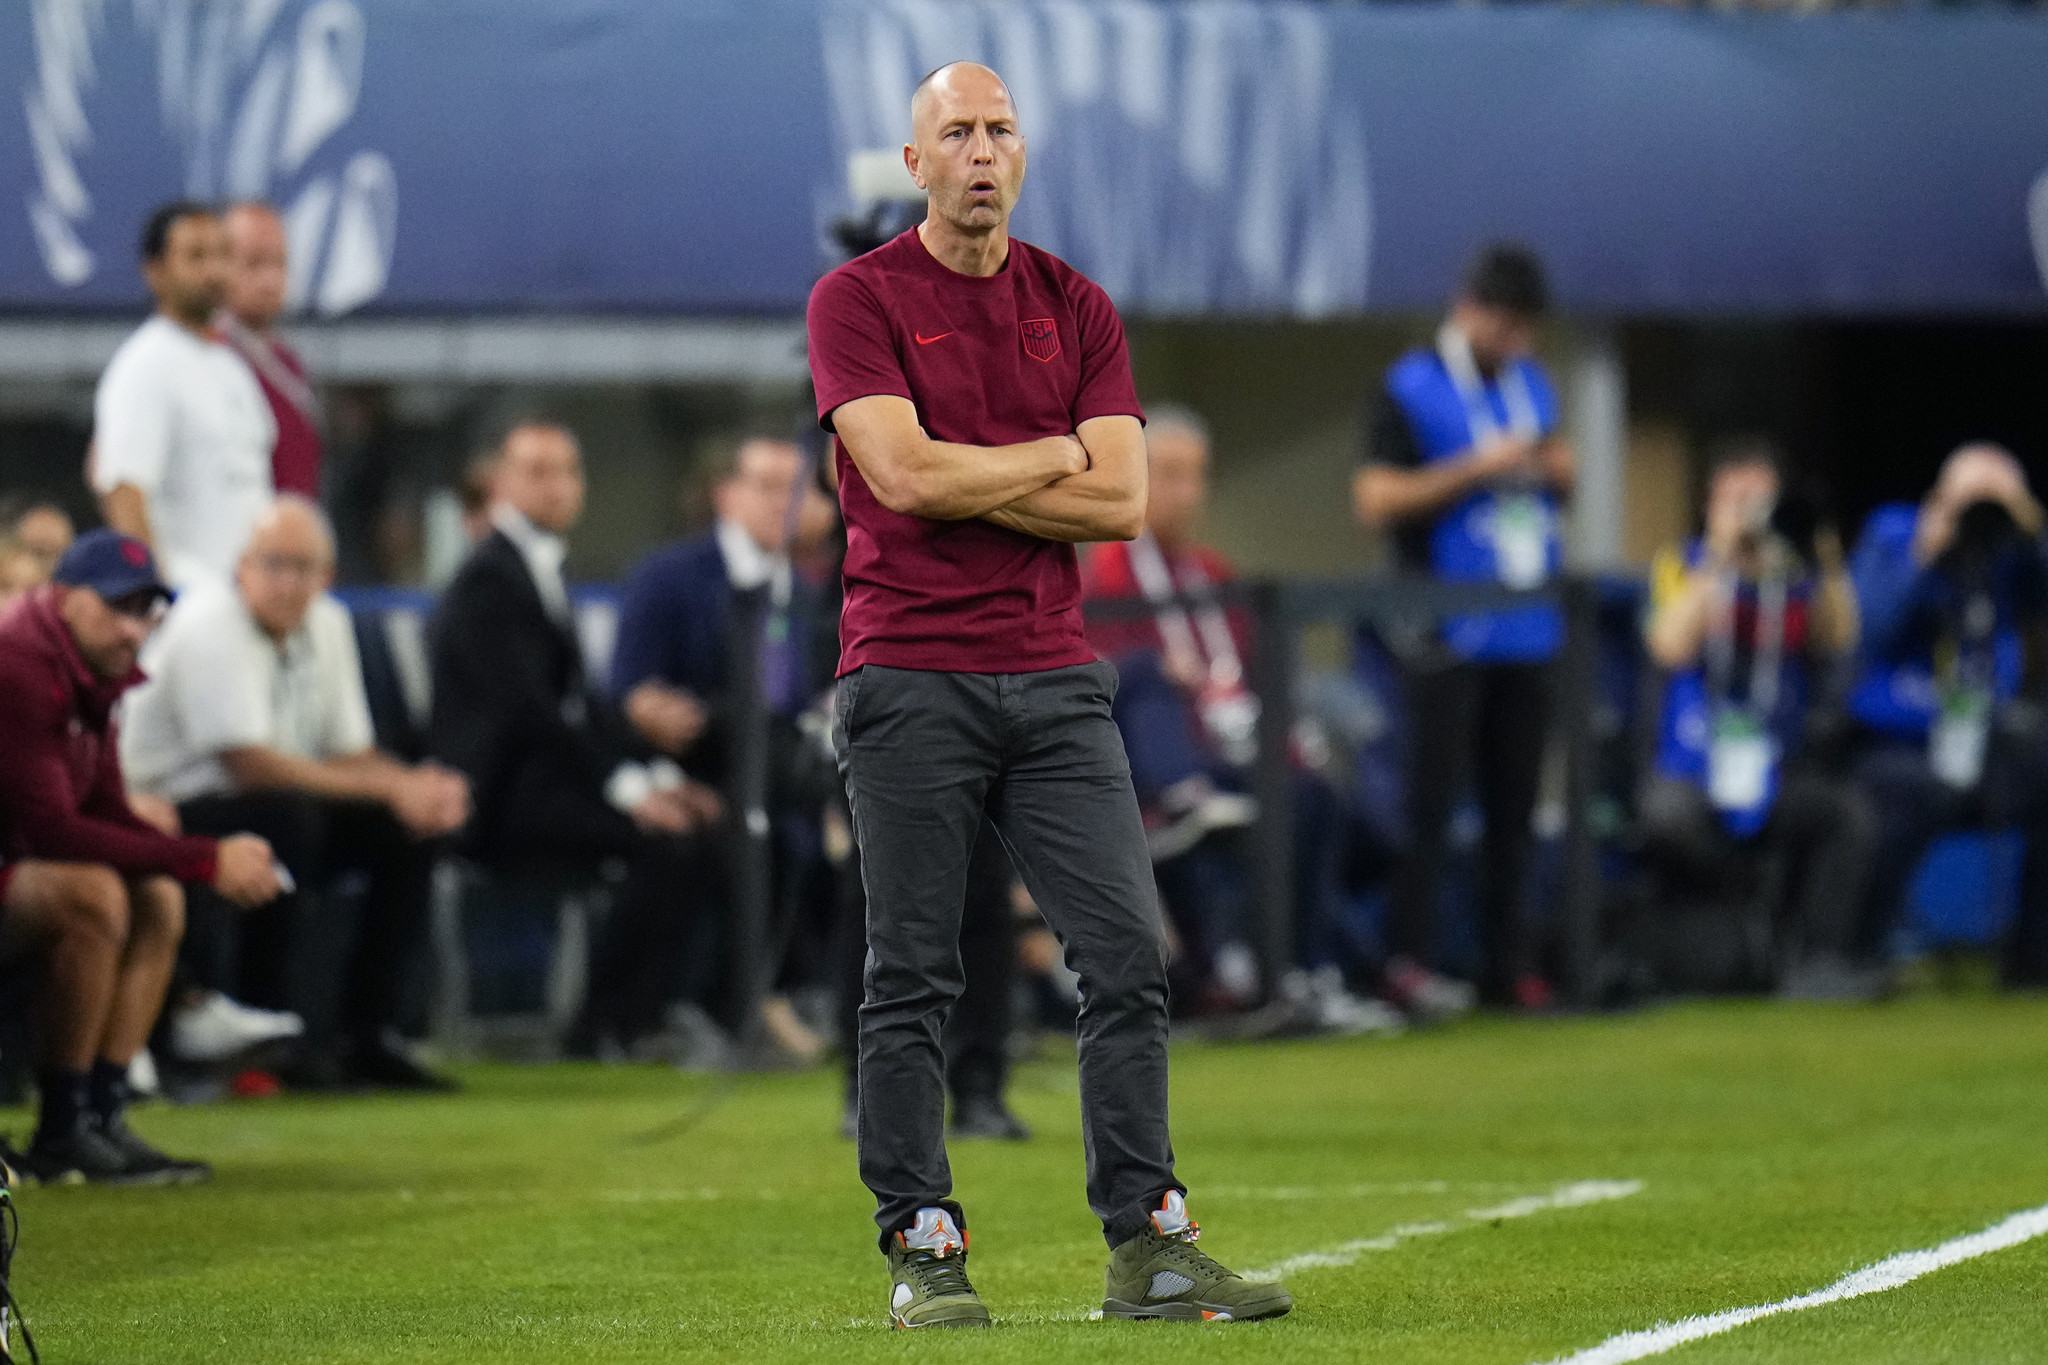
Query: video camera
1762 480 1833 567
1941 498 2026 581
830 150 928 262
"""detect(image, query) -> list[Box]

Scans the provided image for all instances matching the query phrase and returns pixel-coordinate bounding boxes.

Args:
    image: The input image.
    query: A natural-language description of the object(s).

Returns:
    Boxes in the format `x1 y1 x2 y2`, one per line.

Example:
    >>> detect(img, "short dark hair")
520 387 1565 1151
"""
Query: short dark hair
1706 435 1783 480
139 199 216 263
1462 242 1550 318
707 430 807 486
495 417 578 457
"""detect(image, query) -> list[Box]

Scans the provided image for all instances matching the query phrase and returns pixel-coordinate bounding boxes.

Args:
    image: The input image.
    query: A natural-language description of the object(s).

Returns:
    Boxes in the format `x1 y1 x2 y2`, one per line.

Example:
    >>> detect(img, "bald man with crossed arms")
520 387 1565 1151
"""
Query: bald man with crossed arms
807 62 1292 1328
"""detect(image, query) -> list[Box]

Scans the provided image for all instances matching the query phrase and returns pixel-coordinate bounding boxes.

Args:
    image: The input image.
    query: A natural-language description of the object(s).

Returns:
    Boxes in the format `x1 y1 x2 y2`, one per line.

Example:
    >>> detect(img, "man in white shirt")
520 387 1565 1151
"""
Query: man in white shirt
123 496 470 1089
92 201 276 588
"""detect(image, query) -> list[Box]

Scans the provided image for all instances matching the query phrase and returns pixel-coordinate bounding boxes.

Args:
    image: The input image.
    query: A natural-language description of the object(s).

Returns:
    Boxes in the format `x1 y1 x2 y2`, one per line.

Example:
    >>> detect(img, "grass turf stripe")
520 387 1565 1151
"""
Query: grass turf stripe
1244 1179 1643 1281
1535 1199 2048 1365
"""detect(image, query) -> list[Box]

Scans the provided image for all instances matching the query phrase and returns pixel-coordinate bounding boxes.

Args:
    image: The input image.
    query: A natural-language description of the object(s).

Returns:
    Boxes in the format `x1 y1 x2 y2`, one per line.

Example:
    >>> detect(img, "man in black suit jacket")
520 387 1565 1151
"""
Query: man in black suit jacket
429 421 723 1050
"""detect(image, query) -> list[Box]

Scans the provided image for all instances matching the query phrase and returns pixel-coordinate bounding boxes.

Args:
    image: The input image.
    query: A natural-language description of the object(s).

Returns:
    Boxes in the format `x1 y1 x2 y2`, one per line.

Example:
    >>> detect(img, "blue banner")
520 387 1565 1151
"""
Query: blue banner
5 1 2047 318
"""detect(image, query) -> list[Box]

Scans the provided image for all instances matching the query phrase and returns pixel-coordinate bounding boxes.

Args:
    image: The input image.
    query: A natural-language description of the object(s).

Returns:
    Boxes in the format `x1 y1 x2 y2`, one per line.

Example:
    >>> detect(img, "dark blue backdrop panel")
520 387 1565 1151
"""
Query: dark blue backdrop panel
4 2 2046 318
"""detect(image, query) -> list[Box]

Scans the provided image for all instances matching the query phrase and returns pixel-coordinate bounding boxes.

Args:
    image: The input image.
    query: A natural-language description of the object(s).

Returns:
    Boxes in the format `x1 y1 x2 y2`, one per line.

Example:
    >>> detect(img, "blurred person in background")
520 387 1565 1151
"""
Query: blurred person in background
429 421 726 1055
613 436 826 787
122 497 468 1089
0 501 75 612
91 202 275 589
217 202 323 501
1083 407 1401 1034
0 530 280 1184
1640 441 1874 997
1846 444 2048 987
606 434 838 1060
1353 243 1573 1018
831 822 1034 1142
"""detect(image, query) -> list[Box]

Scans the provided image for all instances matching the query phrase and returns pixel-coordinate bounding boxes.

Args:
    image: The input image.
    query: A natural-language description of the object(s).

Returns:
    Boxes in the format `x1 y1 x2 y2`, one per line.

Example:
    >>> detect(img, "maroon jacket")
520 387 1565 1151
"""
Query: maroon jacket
0 589 217 882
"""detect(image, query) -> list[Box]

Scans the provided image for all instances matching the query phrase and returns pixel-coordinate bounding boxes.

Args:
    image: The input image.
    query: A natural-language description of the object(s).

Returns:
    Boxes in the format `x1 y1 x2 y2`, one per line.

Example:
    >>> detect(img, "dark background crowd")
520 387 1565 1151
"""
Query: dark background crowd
1 194 2045 1189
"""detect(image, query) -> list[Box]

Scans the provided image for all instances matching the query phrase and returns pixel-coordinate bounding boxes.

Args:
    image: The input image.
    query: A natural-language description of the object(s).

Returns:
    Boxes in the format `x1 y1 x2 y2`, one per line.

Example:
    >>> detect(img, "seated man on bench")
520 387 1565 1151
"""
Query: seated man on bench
0 531 279 1184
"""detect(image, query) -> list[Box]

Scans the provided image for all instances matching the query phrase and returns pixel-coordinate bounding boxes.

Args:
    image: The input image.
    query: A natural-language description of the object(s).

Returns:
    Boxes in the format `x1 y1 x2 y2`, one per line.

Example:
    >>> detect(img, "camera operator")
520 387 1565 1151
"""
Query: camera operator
1639 440 1874 996
1846 444 2048 986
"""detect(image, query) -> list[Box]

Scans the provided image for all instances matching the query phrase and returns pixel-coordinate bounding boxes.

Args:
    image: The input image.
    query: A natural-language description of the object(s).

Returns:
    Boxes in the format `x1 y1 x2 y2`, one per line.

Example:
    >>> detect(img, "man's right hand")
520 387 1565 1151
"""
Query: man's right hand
1469 434 1535 483
213 834 284 908
625 682 710 756
1050 432 1090 477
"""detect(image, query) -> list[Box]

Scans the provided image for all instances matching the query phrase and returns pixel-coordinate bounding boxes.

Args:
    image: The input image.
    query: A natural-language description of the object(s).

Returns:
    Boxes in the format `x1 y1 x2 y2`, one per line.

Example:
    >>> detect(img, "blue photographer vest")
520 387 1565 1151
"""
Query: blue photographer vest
1384 333 1563 663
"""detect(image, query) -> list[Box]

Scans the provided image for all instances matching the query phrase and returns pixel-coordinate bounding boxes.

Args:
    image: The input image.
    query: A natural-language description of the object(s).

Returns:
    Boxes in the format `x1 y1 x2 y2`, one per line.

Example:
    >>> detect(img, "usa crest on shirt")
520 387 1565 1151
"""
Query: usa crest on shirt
1020 318 1060 363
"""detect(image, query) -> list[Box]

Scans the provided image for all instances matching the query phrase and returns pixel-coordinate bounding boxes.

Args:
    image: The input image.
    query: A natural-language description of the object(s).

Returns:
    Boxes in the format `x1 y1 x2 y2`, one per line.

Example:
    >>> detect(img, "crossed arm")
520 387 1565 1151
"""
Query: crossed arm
831 395 1146 543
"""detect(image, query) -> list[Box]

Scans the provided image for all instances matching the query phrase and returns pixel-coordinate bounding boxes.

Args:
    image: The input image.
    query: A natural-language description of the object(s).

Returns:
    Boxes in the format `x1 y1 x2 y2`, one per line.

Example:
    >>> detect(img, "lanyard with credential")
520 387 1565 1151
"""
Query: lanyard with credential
1704 570 1786 720
1126 532 1243 689
1440 325 1550 591
1930 588 1998 789
1437 323 1541 449
1941 591 1998 695
1701 569 1785 818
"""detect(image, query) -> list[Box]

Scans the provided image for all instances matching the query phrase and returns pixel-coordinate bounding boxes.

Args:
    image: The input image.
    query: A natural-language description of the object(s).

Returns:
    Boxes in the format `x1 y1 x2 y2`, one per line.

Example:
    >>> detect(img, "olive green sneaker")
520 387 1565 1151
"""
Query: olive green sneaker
885 1208 991 1330
1103 1192 1292 1322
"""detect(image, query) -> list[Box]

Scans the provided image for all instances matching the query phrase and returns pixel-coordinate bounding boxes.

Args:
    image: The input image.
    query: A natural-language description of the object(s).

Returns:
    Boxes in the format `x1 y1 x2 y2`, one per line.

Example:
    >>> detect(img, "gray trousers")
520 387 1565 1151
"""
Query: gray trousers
836 661 1181 1251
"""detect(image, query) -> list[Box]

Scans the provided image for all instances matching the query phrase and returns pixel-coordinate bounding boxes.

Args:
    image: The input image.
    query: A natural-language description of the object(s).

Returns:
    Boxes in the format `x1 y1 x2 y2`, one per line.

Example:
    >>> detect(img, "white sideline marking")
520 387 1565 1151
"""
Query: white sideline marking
1534 1200 2048 1365
1202 1180 1560 1201
1245 1180 1643 1281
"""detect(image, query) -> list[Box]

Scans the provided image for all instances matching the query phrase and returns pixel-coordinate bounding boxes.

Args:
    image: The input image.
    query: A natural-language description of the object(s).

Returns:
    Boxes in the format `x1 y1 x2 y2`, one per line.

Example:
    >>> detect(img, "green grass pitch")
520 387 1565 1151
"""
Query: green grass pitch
5 993 2047 1363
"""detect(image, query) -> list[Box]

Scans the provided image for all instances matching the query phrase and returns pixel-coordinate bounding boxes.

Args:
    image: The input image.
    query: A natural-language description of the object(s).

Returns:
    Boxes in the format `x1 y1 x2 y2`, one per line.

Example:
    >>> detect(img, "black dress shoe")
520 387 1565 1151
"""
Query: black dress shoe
96 1117 211 1186
949 1095 1031 1141
20 1120 139 1187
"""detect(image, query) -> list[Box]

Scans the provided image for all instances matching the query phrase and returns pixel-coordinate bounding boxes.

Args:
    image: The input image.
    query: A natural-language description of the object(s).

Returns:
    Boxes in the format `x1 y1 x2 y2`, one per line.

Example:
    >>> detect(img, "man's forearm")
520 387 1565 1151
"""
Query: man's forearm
99 483 154 548
885 434 1082 520
982 470 1142 543
1646 575 1715 670
1811 572 1860 656
221 747 403 807
832 395 1085 520
1354 450 1493 528
981 413 1145 543
982 499 1109 543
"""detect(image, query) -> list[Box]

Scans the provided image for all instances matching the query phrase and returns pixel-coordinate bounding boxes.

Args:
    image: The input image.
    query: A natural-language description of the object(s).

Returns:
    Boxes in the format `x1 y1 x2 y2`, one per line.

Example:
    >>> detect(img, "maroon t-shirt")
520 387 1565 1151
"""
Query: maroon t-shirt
808 229 1144 676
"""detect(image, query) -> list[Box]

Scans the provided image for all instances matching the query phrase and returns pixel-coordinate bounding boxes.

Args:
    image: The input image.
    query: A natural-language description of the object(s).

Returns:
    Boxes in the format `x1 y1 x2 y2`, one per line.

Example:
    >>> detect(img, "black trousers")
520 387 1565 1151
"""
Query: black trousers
180 792 432 1054
573 831 728 1045
472 771 726 1049
1636 768 1876 963
836 818 1018 1108
1391 659 1549 996
837 662 1178 1251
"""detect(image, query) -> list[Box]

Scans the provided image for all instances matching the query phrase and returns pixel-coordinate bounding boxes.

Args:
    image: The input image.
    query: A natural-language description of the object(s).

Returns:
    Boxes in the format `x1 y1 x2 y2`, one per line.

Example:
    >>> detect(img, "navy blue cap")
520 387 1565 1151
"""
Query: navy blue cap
53 529 173 604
